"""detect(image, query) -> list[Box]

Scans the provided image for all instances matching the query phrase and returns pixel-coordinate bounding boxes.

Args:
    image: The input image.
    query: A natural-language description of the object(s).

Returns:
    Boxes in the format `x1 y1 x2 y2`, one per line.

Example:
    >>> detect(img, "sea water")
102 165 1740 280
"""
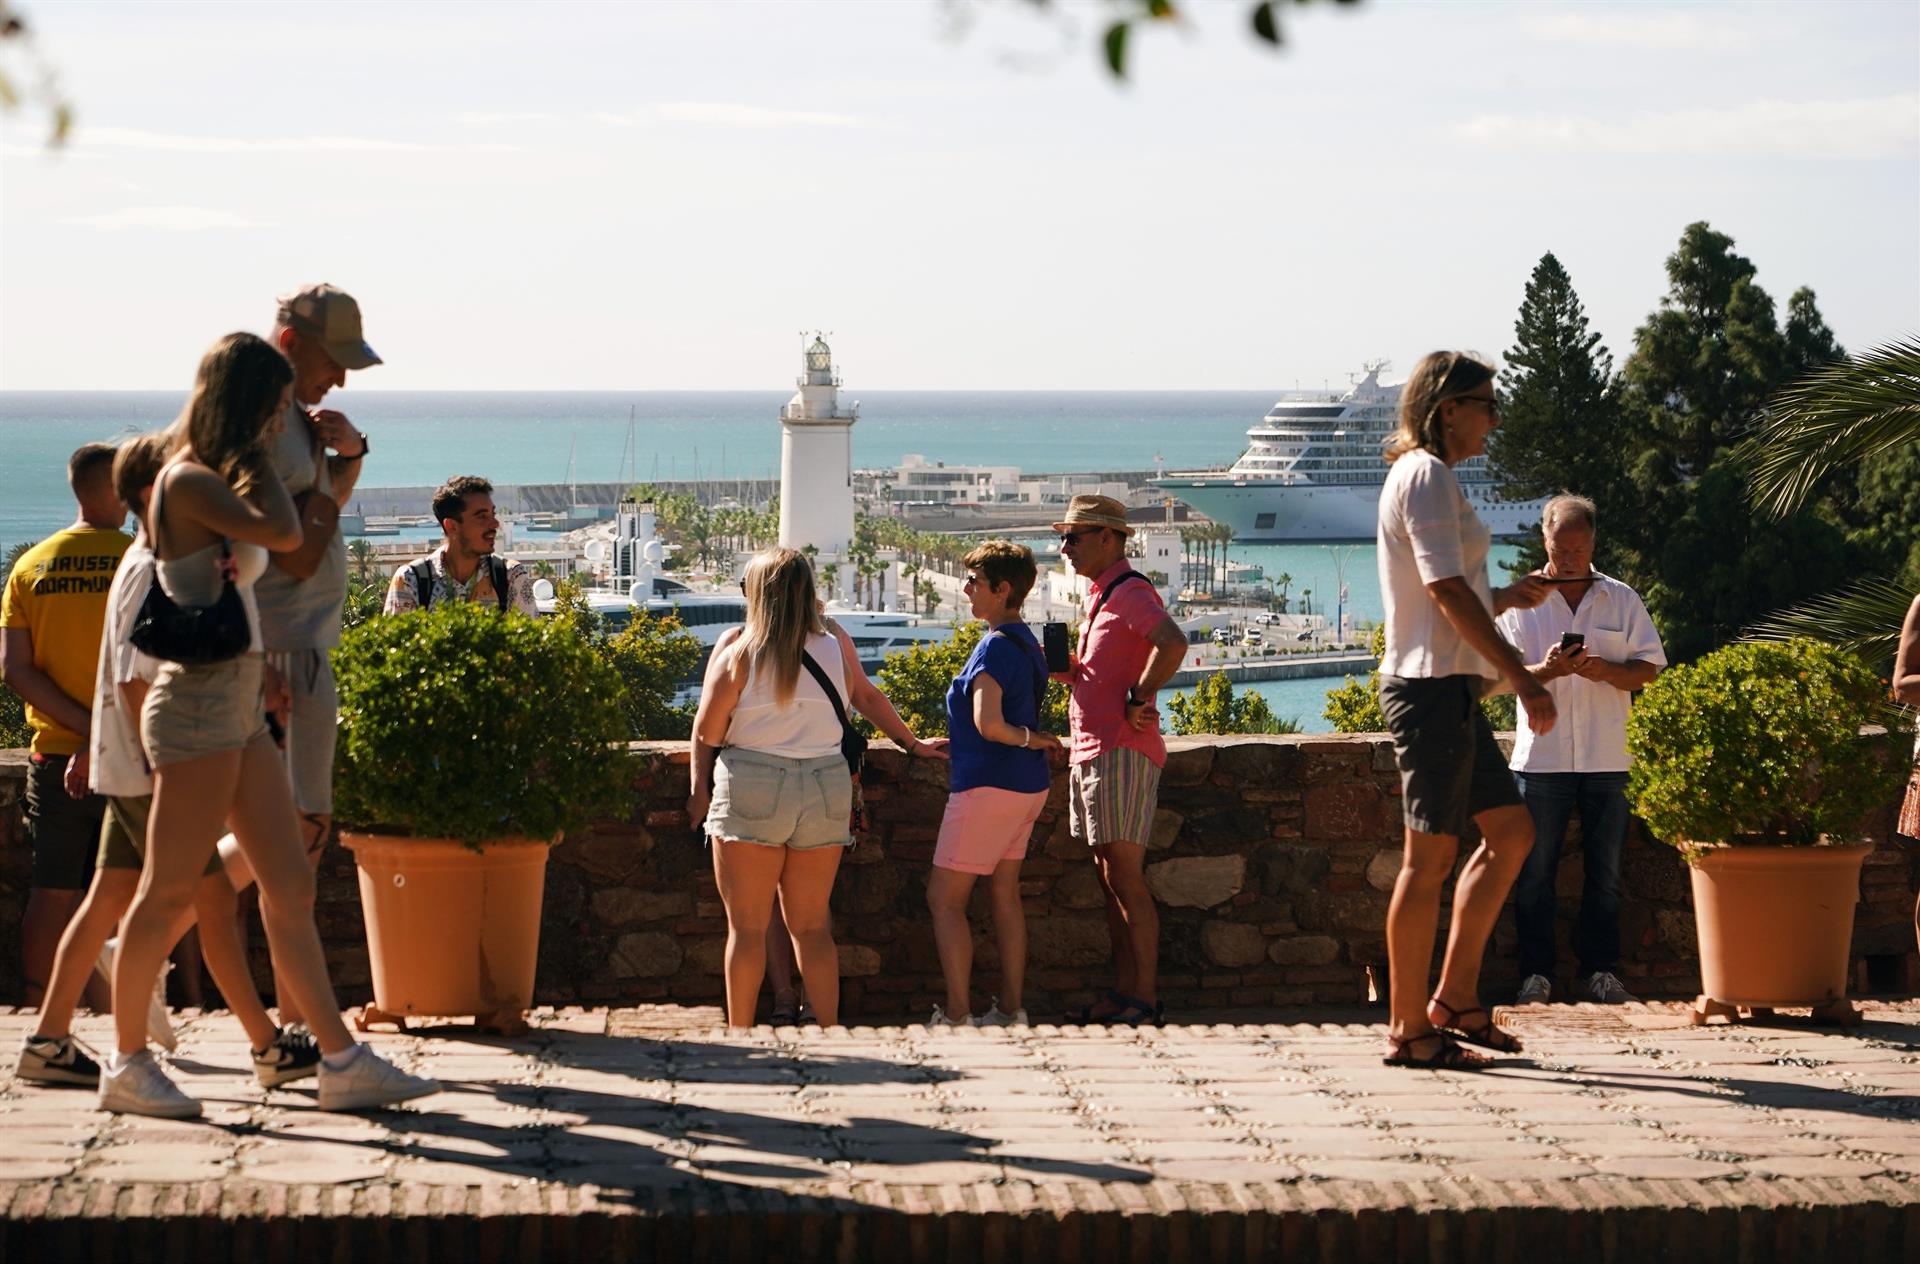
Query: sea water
1 390 1517 731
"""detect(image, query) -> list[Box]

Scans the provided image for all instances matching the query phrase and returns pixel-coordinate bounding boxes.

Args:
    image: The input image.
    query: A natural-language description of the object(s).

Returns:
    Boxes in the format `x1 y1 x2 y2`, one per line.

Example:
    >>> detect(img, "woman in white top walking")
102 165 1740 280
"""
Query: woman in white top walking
106 333 437 1116
1375 351 1556 1070
690 547 943 1029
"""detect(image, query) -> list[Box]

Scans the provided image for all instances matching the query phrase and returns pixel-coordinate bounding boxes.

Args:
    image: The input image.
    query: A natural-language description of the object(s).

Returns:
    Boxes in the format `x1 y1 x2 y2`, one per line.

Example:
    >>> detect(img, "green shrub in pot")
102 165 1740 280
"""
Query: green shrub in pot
333 602 631 847
1626 638 1908 859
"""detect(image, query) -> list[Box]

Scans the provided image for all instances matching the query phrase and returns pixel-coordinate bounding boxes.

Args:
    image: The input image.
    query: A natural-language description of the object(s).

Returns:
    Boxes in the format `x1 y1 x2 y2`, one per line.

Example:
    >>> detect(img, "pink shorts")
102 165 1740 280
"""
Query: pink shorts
933 786 1049 875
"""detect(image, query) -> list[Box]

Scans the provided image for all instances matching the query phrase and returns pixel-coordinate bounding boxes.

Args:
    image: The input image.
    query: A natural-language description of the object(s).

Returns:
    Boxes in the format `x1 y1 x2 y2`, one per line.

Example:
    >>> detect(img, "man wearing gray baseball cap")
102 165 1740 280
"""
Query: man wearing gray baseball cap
238 284 377 1025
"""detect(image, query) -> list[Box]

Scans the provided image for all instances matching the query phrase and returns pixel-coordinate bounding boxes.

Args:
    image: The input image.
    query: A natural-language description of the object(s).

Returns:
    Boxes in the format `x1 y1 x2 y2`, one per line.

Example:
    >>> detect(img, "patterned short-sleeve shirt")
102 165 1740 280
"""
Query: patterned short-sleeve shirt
383 546 537 616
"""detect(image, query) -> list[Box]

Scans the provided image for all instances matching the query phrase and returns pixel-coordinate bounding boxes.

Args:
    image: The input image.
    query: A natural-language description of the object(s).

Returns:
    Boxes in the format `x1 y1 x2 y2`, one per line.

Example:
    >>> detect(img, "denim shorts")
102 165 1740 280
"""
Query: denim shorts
707 747 853 850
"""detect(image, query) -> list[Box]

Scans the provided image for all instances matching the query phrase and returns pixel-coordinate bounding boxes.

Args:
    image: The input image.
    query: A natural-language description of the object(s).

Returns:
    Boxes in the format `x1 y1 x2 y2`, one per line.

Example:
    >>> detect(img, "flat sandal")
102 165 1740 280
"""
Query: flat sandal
1428 998 1523 1054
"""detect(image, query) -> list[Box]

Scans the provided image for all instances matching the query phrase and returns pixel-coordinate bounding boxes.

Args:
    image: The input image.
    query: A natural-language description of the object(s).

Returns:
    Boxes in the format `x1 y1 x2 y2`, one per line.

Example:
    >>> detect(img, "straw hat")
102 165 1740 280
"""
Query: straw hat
1051 494 1134 537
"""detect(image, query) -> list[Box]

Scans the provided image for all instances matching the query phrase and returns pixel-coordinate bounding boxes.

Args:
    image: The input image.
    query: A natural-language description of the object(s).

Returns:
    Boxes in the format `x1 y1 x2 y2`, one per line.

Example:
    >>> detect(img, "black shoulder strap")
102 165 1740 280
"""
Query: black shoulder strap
489 555 509 610
1085 569 1149 630
411 559 436 610
987 627 1048 704
799 649 853 737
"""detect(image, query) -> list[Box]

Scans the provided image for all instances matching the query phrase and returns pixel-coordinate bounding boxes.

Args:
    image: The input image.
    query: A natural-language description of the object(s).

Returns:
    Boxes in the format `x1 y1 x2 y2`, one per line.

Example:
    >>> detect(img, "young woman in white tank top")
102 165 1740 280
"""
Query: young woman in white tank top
102 332 436 1118
690 547 946 1030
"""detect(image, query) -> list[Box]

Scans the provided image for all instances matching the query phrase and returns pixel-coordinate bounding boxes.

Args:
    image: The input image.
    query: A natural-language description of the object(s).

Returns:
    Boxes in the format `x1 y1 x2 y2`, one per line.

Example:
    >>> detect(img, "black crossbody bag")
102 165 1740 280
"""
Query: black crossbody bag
800 649 867 776
128 472 253 665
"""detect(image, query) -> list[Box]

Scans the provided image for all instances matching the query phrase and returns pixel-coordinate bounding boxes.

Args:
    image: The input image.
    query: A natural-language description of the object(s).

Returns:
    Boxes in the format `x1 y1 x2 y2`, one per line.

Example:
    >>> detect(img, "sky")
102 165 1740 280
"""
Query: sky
0 0 1915 391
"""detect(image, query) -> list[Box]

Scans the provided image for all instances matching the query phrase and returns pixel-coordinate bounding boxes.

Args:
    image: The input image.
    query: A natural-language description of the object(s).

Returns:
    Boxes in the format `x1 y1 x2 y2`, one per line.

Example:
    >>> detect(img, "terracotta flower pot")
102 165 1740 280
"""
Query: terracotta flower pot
344 832 553 1029
1689 843 1870 1008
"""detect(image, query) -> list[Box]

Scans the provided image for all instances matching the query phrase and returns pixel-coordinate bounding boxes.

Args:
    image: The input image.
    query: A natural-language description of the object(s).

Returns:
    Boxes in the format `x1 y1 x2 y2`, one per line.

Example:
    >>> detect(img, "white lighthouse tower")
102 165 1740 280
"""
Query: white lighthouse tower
777 333 858 561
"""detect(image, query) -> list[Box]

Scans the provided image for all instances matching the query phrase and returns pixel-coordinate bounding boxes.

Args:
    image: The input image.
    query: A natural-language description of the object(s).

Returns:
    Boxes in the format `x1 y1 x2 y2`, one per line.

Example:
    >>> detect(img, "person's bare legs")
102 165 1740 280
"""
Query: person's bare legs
221 736 355 1055
1430 804 1534 1023
268 811 329 1028
1387 826 1459 1045
766 893 800 1015
987 858 1027 1013
778 845 846 1027
23 888 94 1008
927 866 981 1017
32 869 138 1040
1093 842 1159 1006
712 839 784 1027
114 751 238 1056
189 872 277 1050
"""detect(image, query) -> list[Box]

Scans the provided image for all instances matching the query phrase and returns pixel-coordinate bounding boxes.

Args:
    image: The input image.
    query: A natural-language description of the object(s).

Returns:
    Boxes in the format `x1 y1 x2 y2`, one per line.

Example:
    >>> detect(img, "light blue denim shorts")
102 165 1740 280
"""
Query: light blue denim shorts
707 747 853 850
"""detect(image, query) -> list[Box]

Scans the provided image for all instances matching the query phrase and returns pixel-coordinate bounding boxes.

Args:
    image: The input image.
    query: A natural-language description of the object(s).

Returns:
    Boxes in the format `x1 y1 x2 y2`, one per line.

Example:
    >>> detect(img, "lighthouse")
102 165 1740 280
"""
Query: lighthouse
777 333 858 561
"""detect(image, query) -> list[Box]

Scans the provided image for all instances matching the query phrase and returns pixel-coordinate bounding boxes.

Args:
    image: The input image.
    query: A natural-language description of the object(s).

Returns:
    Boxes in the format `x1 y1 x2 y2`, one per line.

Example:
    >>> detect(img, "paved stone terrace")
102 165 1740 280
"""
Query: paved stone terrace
6 1002 1920 1261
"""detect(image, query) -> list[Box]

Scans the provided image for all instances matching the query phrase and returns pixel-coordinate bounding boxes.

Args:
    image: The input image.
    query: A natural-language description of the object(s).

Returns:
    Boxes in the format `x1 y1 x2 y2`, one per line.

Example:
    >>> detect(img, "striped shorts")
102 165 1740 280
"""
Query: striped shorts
1068 748 1162 850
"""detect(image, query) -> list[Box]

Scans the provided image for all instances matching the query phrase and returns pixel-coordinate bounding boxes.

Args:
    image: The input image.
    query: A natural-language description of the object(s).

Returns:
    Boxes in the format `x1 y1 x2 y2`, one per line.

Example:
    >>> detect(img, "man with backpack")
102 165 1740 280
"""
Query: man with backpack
383 476 536 616
1052 494 1188 1026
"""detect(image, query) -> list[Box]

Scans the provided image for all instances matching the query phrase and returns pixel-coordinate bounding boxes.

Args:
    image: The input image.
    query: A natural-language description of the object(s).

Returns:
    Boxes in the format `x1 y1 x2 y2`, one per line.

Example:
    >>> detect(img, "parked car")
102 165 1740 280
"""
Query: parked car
1242 628 1264 646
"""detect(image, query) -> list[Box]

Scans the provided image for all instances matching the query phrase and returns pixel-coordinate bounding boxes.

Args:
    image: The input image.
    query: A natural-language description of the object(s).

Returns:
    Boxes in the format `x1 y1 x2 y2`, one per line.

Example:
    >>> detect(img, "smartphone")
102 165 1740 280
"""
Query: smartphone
1042 621 1071 673
265 712 287 747
1559 632 1586 653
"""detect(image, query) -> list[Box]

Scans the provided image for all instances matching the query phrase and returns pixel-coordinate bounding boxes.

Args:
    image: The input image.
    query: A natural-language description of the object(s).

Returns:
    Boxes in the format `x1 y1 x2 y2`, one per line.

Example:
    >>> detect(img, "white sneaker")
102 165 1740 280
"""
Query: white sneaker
1515 974 1552 1005
94 937 177 1052
927 1005 975 1029
98 1050 200 1118
316 1046 441 1111
977 1001 1028 1027
1584 971 1637 1004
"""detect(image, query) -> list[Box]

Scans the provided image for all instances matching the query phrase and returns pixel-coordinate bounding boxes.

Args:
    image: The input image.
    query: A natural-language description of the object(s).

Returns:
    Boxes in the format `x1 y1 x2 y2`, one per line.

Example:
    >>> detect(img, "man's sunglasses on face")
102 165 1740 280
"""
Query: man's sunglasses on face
1059 528 1105 546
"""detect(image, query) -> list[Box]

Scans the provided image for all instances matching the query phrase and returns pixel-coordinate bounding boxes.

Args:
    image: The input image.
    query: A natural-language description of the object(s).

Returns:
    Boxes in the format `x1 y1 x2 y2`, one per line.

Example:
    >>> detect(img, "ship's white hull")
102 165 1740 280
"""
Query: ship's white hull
1155 479 1546 541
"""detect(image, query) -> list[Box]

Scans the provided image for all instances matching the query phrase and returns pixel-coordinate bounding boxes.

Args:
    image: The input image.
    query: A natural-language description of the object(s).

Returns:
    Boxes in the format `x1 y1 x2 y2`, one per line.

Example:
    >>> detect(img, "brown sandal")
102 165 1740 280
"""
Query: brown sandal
1428 998 1524 1053
1383 1031 1490 1070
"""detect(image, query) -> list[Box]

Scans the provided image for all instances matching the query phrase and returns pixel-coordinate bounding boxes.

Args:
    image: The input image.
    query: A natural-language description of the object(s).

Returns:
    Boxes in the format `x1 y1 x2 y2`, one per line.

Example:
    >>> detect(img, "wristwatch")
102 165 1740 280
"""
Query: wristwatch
341 432 370 460
1127 689 1151 706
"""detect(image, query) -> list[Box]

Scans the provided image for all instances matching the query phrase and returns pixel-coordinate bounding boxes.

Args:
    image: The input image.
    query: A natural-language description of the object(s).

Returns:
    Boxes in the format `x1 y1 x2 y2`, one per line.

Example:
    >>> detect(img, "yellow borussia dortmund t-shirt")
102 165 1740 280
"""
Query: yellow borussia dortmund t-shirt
2 526 132 755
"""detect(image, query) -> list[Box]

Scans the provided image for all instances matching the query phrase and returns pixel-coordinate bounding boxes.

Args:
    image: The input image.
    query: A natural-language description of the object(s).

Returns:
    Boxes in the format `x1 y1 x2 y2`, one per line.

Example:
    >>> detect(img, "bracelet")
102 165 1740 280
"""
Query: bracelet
1020 726 1030 749
906 738 919 757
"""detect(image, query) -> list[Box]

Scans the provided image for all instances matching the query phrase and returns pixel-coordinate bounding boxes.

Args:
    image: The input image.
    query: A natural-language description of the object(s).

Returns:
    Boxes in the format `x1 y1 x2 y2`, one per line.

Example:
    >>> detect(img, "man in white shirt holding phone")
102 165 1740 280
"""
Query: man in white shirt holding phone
1496 495 1666 1005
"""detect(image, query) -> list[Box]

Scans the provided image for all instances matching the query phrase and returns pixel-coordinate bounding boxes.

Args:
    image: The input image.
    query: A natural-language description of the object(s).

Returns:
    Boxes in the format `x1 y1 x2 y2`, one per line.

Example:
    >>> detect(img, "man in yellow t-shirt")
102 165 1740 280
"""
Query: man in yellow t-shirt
1 443 130 1004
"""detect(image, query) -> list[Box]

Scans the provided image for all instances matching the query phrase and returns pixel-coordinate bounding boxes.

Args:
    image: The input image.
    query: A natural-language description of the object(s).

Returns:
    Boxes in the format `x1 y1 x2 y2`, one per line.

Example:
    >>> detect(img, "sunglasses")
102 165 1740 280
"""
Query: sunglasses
1059 528 1106 545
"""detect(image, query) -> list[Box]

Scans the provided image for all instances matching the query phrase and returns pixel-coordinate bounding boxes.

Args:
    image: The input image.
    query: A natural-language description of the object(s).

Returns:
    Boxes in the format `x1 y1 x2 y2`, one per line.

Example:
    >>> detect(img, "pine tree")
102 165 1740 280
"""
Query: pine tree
1487 252 1624 508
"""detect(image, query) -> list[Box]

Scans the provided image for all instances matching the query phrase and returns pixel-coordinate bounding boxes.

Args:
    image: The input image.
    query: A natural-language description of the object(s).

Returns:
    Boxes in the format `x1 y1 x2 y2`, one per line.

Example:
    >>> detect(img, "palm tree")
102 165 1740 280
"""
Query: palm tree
347 537 377 582
1741 338 1920 667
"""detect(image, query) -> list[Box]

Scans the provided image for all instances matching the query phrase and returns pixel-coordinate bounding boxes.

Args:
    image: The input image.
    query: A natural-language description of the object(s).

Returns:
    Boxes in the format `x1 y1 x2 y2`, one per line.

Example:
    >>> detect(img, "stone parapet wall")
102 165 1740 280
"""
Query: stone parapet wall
2 738 1914 1015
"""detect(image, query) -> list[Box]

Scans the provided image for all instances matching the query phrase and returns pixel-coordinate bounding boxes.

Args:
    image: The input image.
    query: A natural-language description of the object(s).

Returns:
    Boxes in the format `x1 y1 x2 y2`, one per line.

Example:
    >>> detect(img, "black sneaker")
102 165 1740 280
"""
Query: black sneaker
18 1034 102 1087
252 1026 322 1088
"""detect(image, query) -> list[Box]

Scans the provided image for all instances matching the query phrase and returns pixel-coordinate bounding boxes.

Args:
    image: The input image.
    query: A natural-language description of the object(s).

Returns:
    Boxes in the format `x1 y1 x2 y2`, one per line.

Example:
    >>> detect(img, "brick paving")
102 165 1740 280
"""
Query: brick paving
6 1001 1920 1260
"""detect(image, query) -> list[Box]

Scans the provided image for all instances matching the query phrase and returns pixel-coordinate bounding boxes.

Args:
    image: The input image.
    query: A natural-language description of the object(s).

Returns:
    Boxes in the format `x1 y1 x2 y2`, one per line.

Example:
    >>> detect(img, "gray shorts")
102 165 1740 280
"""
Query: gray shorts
268 648 337 816
1378 674 1523 838
1068 747 1162 849
707 748 853 850
142 656 267 769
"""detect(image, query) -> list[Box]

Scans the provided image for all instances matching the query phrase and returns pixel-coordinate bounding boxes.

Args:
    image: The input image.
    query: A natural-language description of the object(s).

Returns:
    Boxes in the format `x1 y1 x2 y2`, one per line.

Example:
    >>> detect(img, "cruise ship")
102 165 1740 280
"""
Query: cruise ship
1152 362 1546 541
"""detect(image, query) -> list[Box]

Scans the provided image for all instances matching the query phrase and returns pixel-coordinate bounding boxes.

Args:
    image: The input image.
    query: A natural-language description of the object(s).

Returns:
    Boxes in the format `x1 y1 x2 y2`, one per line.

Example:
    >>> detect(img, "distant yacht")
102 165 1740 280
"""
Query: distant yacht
1152 361 1546 541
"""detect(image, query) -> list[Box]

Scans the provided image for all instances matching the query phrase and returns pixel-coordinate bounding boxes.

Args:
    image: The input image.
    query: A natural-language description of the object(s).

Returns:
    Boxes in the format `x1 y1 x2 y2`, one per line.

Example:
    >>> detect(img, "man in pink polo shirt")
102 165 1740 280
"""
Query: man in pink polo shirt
1053 495 1189 1026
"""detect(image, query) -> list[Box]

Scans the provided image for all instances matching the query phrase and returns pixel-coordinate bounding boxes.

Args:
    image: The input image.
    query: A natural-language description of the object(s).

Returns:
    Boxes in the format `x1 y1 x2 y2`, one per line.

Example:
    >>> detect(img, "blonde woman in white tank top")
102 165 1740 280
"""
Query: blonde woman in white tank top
103 333 437 1117
690 548 946 1029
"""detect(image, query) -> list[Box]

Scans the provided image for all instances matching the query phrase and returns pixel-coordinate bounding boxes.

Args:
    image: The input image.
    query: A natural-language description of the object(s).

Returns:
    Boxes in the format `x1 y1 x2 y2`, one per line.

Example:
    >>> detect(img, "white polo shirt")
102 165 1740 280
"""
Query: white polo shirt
1495 569 1667 773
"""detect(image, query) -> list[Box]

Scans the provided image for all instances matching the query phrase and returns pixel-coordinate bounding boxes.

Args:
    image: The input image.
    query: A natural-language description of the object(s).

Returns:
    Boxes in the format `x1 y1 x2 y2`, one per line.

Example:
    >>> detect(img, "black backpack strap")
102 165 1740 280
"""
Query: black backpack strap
411 558 437 611
799 649 853 736
489 555 510 611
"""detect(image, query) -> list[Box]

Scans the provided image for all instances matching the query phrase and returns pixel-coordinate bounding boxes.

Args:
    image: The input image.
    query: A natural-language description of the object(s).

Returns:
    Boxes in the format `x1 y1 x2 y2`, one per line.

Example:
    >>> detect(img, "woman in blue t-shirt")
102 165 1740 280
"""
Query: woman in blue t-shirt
927 541 1063 1027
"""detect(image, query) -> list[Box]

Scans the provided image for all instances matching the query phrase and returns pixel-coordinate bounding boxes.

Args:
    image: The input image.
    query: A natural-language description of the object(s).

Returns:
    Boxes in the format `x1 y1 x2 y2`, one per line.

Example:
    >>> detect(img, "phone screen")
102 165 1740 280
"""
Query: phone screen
1560 632 1586 652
